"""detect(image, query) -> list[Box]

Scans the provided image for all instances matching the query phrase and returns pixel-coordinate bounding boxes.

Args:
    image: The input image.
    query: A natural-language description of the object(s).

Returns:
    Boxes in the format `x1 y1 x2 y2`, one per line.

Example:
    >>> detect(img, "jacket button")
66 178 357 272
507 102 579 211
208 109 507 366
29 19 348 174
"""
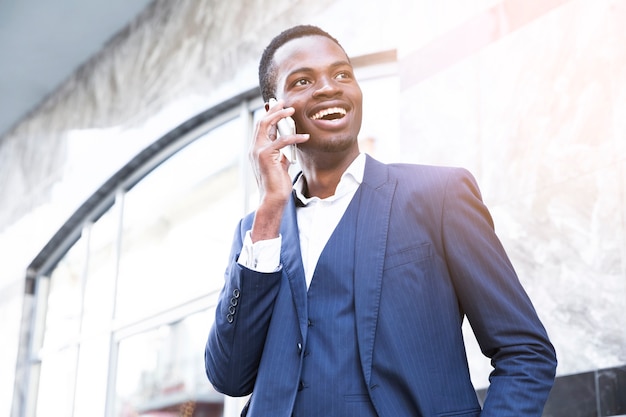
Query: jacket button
297 343 302 354
230 297 238 306
298 380 305 391
232 288 240 298
228 305 236 315
226 314 234 323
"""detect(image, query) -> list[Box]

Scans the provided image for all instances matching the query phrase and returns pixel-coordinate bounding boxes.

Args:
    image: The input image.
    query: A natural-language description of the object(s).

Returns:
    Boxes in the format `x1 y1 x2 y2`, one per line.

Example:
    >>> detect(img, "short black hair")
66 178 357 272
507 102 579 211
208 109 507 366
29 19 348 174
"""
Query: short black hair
258 25 347 102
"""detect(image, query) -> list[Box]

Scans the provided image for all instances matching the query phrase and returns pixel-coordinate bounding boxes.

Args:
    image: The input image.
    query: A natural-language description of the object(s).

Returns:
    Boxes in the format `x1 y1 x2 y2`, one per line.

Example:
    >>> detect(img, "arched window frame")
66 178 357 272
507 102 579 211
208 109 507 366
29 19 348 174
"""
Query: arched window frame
11 50 398 417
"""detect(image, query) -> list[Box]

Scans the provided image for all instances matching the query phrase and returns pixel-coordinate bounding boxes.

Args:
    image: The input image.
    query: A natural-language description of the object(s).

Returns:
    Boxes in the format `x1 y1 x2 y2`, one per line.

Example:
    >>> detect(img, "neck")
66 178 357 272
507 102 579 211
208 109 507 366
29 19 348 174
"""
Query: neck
299 150 360 199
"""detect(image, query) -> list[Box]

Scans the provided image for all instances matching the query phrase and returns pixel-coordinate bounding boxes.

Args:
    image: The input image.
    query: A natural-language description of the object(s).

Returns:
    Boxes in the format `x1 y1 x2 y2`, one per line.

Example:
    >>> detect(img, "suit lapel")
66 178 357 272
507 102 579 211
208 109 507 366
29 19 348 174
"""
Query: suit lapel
278 157 396 374
280 193 309 339
354 156 396 385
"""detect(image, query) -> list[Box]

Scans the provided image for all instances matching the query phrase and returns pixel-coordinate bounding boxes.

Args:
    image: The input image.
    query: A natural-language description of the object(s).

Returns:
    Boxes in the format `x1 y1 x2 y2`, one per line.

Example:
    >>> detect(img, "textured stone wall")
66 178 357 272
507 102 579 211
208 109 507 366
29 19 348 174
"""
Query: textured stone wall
396 0 626 384
0 0 330 229
0 0 397 412
1 0 625 413
1 1 349 412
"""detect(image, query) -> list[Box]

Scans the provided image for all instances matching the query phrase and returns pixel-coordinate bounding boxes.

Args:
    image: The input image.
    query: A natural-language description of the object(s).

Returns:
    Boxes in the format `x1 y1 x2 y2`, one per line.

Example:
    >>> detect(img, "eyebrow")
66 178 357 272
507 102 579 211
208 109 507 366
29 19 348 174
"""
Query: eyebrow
286 60 353 77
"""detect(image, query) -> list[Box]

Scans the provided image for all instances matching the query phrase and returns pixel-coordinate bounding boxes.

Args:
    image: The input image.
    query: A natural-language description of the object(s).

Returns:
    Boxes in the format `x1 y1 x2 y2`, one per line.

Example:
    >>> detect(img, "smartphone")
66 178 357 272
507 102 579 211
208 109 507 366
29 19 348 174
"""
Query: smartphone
268 98 297 164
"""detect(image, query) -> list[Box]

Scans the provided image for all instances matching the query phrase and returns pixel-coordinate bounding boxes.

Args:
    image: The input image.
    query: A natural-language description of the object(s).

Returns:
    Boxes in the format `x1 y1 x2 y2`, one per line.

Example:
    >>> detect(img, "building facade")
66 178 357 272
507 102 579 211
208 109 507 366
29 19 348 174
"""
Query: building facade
1 0 625 416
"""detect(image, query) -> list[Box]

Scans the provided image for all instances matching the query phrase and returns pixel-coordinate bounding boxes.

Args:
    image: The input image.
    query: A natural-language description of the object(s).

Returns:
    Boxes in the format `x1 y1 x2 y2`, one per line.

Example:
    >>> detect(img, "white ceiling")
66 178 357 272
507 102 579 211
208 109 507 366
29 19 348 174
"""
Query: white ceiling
0 0 154 139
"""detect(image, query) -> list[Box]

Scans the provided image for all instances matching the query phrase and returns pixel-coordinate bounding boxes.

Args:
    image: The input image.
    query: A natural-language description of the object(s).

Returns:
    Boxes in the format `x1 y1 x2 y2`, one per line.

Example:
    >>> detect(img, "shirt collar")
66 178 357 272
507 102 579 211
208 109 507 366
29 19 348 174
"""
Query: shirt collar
294 153 366 205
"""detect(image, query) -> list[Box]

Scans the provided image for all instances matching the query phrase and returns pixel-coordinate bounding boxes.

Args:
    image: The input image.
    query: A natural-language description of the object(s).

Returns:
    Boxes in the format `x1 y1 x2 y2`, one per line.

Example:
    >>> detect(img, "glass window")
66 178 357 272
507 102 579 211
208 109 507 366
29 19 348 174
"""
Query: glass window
41 234 87 352
35 204 121 417
73 333 111 416
357 71 400 162
35 345 78 417
113 308 223 417
82 206 119 331
116 117 245 323
25 57 400 417
72 207 120 416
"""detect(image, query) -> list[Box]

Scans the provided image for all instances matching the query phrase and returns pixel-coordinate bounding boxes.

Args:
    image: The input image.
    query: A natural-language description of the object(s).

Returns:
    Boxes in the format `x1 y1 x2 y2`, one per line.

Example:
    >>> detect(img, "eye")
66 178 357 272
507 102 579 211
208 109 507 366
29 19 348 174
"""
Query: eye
335 71 353 80
294 78 311 87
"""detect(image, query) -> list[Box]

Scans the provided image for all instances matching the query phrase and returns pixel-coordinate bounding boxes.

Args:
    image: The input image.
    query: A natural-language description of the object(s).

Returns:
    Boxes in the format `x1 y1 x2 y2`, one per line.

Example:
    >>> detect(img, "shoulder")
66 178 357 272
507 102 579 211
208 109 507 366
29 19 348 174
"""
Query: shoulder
365 155 477 191
389 162 470 179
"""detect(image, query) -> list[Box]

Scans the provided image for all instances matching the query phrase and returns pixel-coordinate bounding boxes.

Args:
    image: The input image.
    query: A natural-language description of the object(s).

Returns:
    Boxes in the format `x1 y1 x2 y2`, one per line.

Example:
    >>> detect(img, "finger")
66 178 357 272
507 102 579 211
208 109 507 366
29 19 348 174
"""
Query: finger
266 100 296 122
273 133 310 148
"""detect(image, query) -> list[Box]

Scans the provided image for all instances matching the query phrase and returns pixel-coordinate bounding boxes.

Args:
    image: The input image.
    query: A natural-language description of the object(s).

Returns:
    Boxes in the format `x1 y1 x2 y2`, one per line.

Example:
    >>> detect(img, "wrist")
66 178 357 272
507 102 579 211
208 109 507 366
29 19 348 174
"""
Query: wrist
250 198 288 242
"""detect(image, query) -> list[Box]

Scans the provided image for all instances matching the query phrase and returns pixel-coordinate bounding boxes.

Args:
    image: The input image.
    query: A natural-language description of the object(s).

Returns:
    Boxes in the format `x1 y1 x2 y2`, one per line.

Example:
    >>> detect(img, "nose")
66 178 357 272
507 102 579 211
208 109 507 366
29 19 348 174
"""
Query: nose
313 76 341 98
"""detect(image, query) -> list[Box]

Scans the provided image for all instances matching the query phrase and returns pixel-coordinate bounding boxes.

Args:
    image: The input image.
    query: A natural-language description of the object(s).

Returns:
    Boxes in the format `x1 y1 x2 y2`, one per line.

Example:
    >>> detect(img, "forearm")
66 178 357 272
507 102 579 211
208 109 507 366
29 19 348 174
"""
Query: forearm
442 168 556 415
205 262 282 396
205 218 283 396
250 196 288 242
480 342 556 417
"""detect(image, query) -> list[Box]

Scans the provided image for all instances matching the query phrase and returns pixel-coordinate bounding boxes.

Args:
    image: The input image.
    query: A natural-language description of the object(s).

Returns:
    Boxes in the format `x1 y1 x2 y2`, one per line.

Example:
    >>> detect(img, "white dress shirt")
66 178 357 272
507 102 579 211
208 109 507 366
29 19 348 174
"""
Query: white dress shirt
238 153 366 289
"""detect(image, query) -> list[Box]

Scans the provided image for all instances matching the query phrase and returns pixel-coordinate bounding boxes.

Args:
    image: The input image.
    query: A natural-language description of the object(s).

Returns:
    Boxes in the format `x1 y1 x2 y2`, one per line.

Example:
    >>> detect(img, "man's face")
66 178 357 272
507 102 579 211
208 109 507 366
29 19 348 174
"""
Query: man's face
272 35 363 154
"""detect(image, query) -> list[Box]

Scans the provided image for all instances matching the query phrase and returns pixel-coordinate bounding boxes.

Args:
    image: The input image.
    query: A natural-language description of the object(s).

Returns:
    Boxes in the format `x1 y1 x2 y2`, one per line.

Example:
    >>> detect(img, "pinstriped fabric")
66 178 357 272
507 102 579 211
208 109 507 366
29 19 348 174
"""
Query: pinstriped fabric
293 186 378 417
206 155 556 417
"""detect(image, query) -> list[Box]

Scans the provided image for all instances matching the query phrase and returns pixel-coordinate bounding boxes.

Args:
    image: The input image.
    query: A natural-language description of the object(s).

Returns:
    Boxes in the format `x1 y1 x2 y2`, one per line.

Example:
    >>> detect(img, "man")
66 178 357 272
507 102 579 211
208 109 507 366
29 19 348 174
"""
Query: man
205 25 557 417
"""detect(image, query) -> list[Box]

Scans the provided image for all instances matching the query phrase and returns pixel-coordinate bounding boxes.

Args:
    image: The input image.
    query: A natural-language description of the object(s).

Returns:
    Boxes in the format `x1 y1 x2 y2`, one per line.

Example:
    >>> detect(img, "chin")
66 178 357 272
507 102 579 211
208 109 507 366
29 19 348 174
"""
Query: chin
319 135 358 153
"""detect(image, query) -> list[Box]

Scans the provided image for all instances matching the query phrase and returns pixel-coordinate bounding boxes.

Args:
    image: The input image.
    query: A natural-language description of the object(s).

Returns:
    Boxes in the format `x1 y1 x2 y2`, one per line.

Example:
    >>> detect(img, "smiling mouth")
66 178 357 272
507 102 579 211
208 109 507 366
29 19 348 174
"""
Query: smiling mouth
310 107 347 121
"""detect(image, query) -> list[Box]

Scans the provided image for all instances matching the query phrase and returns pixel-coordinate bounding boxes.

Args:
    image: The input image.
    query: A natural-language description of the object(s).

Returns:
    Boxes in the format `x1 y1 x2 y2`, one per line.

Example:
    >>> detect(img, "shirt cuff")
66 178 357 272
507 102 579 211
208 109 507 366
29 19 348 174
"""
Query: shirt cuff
237 230 282 272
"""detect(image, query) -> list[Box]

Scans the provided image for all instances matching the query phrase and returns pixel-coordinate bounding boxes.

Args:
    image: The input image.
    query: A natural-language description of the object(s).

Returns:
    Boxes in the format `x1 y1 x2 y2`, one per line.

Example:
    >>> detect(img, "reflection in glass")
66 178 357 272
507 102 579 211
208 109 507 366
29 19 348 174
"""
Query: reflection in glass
83 206 118 331
26 62 401 417
114 309 223 416
35 346 78 417
73 334 110 416
357 73 400 162
117 118 244 323
42 235 87 352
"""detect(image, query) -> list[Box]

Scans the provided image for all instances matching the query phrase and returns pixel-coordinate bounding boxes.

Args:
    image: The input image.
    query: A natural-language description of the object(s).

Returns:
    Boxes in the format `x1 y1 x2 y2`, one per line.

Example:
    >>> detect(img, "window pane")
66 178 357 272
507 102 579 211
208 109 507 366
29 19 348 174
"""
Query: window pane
83 206 119 331
73 333 110 416
357 72 400 162
35 346 78 417
117 118 244 322
42 235 87 351
114 309 223 416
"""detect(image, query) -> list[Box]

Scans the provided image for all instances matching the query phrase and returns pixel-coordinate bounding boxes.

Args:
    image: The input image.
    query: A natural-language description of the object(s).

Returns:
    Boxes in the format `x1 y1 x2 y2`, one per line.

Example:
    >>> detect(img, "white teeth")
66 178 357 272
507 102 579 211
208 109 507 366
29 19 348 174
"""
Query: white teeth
311 107 347 120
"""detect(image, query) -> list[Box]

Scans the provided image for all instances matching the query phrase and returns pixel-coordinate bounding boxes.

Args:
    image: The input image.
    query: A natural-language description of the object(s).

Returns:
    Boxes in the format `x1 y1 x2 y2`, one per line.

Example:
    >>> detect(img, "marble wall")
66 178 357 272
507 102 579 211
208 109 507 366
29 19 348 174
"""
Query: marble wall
397 0 626 384
1 0 624 414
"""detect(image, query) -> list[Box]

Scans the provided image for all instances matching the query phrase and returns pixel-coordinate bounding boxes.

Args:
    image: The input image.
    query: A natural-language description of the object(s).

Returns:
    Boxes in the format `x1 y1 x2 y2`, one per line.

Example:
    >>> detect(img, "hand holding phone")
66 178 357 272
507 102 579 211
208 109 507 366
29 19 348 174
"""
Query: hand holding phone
268 98 297 164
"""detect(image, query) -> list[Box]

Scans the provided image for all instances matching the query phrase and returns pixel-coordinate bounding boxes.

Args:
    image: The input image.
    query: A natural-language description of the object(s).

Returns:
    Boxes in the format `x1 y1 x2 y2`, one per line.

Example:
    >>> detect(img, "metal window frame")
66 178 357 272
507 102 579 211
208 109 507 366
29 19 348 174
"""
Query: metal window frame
11 49 398 417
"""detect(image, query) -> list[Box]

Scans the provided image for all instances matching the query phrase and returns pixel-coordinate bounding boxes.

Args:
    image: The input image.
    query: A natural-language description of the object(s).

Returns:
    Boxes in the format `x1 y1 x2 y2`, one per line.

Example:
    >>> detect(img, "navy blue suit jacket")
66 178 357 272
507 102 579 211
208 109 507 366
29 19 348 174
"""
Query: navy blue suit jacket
205 156 557 417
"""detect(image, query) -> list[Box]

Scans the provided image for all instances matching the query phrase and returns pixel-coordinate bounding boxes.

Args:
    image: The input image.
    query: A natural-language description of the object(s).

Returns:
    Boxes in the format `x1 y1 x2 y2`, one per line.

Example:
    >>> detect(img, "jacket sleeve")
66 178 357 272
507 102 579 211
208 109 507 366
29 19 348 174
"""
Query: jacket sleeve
441 168 557 417
204 217 283 397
